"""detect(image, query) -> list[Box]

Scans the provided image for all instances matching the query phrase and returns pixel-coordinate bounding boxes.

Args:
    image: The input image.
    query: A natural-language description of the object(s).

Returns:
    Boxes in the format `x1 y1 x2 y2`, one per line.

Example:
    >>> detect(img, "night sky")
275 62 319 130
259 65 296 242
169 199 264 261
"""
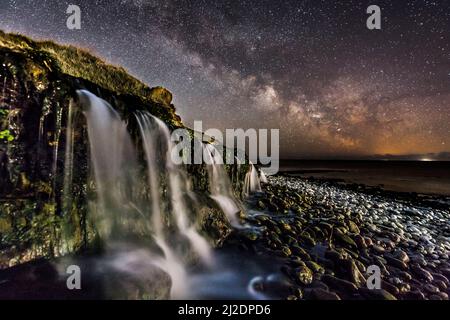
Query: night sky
1 0 449 159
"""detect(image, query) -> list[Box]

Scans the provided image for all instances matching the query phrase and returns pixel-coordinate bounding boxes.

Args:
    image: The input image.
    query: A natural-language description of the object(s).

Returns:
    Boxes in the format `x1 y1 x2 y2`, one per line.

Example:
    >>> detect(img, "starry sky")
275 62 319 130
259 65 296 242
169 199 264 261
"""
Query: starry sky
1 0 449 159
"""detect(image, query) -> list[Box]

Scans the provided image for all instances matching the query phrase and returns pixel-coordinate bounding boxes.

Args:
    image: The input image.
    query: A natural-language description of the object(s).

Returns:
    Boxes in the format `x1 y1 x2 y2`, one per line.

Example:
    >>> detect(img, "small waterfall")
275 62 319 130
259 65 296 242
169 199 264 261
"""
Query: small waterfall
203 144 240 225
135 112 212 267
260 169 268 183
244 162 262 196
79 90 139 240
77 90 223 298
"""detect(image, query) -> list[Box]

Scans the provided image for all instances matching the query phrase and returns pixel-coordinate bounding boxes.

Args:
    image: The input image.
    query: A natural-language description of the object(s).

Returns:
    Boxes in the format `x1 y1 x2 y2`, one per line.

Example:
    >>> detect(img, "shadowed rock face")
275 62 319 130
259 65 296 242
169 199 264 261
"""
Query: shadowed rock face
0 31 248 269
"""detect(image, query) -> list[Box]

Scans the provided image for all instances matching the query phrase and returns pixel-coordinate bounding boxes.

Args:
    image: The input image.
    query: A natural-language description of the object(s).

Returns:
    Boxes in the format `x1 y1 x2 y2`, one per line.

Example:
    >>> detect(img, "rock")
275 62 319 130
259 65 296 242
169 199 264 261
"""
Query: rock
411 265 433 282
309 288 341 300
309 280 329 291
295 266 313 285
148 86 172 106
305 261 325 275
393 249 410 263
441 268 450 279
291 245 311 260
257 200 266 210
398 271 413 281
281 246 292 257
290 287 303 299
298 233 316 246
402 290 426 300
341 259 365 286
384 255 408 270
354 235 367 249
321 274 358 294
423 284 440 294
325 249 343 263
432 280 447 291
347 220 360 234
381 280 400 295
335 230 357 248
372 245 385 254
431 273 449 285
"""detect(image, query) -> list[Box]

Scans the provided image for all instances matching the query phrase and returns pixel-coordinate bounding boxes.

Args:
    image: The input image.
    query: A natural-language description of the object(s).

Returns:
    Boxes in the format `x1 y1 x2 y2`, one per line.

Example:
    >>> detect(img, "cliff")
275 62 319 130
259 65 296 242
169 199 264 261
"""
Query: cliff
0 31 247 268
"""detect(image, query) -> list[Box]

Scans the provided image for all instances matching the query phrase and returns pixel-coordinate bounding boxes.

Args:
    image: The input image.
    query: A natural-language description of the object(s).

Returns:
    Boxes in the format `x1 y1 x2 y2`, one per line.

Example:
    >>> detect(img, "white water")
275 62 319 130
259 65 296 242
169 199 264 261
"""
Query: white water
79 91 188 297
203 144 240 225
244 163 262 196
78 90 220 298
135 112 213 267
74 90 276 299
260 169 268 183
80 90 139 239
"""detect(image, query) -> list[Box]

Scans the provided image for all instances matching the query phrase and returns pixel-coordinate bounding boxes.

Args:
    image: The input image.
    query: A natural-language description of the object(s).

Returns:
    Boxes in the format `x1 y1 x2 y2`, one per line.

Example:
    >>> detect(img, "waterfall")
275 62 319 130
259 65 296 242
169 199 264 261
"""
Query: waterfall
135 112 212 267
244 162 262 196
260 169 268 183
79 90 139 240
78 90 226 298
203 144 240 225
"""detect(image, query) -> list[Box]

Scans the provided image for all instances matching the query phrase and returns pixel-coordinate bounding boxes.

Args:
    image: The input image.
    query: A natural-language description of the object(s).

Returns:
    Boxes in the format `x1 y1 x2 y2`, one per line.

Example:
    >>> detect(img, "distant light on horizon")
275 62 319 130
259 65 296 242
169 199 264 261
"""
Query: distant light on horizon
420 158 434 162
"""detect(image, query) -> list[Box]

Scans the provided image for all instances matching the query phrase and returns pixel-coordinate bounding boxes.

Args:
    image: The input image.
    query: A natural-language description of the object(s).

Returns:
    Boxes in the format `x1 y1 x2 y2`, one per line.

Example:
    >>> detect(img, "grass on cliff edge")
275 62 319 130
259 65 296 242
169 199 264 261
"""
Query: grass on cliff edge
0 30 158 102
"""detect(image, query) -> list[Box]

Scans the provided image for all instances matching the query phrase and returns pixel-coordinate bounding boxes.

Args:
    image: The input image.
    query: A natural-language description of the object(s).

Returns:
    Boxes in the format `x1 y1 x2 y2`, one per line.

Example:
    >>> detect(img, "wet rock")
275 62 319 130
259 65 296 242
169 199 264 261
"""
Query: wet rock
381 280 399 295
309 288 341 300
354 235 367 249
432 280 447 291
411 265 433 282
291 245 311 261
384 255 408 270
334 230 357 248
325 249 343 263
441 268 450 279
309 280 329 291
321 274 358 294
402 290 426 300
295 266 313 285
281 246 292 257
393 249 410 263
298 233 316 247
423 284 440 294
305 261 325 275
431 273 449 285
347 220 360 235
341 259 365 286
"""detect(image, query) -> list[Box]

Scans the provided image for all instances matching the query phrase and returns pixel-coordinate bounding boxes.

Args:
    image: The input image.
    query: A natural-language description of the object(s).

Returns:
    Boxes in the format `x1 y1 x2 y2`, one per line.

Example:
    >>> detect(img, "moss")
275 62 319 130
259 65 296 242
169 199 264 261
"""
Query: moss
0 30 178 109
0 129 14 142
149 86 172 106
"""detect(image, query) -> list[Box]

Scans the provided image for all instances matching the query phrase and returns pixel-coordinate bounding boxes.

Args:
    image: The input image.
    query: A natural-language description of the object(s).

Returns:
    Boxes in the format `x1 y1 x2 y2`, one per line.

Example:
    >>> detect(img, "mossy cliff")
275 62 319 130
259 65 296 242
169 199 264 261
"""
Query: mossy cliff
0 31 248 268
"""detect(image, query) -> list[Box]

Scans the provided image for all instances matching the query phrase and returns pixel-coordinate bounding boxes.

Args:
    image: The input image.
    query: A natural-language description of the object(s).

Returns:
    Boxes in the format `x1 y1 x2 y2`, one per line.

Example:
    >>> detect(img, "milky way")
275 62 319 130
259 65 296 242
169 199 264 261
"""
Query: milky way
1 0 449 158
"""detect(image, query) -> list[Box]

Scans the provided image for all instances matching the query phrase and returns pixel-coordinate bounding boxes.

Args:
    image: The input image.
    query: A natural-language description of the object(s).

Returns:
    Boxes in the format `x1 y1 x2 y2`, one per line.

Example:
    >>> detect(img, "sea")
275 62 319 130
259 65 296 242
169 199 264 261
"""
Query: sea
279 160 450 196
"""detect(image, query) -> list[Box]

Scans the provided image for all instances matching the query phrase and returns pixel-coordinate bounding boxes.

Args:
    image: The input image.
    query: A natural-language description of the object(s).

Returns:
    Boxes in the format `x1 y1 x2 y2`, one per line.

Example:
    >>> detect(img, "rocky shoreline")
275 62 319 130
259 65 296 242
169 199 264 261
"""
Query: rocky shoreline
234 174 450 300
1 174 449 300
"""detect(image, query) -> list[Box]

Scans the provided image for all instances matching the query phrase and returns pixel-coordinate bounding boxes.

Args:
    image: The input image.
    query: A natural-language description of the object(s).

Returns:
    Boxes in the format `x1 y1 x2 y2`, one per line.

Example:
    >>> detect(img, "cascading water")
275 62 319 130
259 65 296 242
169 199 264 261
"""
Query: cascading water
135 111 213 267
203 144 240 225
260 169 268 184
79 90 140 240
77 90 216 298
70 90 281 299
244 162 262 196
